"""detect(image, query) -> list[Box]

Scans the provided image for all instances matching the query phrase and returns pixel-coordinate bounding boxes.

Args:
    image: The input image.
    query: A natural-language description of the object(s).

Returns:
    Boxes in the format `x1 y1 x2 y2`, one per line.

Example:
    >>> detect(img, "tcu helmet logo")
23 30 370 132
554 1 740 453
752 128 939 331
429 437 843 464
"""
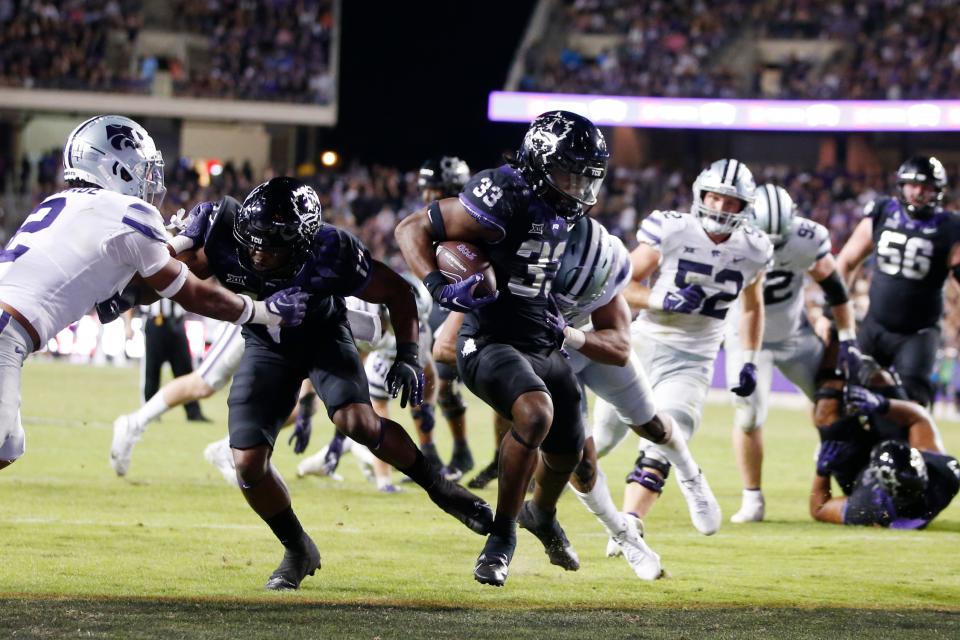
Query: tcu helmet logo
523 112 574 160
105 124 143 152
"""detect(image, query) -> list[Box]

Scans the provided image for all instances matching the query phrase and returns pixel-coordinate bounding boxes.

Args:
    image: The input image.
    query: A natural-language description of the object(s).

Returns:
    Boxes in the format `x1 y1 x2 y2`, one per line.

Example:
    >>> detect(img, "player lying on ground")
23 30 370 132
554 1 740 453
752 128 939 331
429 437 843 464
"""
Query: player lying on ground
170 176 492 590
0 115 306 472
596 159 770 540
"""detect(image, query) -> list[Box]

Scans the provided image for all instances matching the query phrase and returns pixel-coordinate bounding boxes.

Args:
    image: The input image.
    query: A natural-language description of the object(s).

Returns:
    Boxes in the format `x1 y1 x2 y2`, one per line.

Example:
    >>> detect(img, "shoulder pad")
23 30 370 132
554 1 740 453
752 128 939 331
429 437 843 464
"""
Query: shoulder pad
119 198 168 243
458 166 527 239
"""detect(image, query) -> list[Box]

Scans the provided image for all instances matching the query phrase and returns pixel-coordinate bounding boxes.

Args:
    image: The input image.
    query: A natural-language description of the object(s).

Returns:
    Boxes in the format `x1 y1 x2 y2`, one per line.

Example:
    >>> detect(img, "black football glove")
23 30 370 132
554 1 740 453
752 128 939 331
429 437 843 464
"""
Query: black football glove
95 281 140 324
386 342 424 408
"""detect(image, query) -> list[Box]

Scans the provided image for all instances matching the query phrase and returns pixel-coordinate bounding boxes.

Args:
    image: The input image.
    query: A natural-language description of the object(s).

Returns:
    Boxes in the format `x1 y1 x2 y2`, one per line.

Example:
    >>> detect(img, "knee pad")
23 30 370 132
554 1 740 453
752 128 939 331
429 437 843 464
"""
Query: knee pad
640 414 668 444
0 422 25 463
626 451 671 493
411 402 436 433
734 404 762 433
437 384 466 419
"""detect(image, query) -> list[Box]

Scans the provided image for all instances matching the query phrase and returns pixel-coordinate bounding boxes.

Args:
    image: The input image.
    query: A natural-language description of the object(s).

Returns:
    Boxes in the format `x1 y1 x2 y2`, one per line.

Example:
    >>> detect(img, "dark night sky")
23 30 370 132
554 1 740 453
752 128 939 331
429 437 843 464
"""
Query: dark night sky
328 0 538 170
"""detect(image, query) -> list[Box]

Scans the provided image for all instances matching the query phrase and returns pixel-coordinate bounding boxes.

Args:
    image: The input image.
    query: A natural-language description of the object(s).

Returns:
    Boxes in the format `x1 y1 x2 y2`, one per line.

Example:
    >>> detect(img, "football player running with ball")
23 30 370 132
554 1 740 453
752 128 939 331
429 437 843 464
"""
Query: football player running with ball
171 177 492 590
397 111 608 587
595 159 772 538
837 156 960 408
0 115 306 473
724 184 861 523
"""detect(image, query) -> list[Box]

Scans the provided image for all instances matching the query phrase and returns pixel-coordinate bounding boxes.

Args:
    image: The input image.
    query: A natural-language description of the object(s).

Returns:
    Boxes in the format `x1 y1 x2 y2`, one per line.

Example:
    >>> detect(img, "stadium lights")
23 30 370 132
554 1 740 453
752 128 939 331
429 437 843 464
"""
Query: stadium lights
321 150 339 167
488 91 960 132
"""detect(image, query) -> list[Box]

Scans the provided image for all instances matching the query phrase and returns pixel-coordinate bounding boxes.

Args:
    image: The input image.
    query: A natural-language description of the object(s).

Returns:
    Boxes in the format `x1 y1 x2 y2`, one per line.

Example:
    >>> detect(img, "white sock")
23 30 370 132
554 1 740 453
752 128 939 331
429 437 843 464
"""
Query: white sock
571 468 626 537
742 488 763 504
376 475 393 490
134 391 170 428
653 415 699 480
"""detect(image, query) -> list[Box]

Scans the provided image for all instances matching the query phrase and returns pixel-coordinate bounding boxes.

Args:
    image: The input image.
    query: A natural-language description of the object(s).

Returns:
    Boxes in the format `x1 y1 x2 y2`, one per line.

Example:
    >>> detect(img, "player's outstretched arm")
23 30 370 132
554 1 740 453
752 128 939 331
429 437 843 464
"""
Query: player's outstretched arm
809 473 845 524
835 218 874 286
573 294 631 366
622 243 662 311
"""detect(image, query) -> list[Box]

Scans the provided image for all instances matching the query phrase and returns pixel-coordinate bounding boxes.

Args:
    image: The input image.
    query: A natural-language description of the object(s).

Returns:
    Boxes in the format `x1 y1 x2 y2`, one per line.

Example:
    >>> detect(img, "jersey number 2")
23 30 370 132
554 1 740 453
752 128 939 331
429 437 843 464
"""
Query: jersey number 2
0 197 67 263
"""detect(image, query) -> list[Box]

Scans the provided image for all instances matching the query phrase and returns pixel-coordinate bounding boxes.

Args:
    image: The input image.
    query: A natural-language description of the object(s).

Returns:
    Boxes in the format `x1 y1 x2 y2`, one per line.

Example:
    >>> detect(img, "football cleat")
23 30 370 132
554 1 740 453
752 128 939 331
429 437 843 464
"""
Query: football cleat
442 446 475 482
265 534 321 591
426 476 493 535
467 458 498 489
473 535 515 587
517 501 580 571
677 470 722 535
109 414 144 477
611 513 661 580
203 437 239 488
730 492 766 524
296 446 344 482
606 512 645 558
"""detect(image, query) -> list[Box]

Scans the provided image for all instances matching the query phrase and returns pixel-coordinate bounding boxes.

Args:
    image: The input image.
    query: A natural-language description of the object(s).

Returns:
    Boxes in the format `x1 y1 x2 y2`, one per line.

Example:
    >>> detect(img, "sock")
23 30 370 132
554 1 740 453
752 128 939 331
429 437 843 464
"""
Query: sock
453 439 469 454
653 416 699 480
134 391 171 428
571 469 626 537
264 505 306 551
526 498 556 525
742 488 764 504
376 475 393 490
402 450 434 488
490 514 517 541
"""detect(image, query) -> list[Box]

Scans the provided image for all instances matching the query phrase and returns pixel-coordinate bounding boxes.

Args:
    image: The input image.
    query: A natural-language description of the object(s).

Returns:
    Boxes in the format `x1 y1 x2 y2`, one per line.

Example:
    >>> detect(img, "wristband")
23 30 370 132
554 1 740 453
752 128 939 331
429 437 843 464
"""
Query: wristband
563 326 586 350
423 270 448 300
838 328 856 342
250 300 282 326
646 290 665 311
234 294 254 325
742 350 757 365
157 262 188 298
168 235 195 255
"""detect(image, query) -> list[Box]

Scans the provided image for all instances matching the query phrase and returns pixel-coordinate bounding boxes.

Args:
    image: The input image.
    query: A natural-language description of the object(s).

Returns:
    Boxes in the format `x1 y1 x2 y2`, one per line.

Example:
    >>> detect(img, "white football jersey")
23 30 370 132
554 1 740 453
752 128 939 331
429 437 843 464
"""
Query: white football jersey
633 210 772 357
728 218 830 344
0 188 170 345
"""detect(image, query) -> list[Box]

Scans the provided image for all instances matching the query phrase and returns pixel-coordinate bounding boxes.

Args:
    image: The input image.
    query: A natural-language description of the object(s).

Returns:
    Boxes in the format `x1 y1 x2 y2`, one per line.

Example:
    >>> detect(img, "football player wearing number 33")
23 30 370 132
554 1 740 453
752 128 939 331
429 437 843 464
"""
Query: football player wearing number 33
594 159 772 539
397 110 610 587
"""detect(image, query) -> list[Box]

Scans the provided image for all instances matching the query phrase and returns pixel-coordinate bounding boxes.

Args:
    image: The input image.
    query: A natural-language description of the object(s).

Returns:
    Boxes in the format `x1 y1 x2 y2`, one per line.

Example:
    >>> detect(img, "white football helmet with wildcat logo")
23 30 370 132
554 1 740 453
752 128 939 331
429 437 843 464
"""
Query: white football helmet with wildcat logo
691 158 755 235
62 115 166 206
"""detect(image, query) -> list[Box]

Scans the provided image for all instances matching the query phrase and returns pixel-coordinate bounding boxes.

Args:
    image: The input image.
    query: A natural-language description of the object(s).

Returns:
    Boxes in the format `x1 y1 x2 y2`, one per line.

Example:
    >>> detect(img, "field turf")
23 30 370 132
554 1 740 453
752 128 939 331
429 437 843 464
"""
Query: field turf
1 361 958 638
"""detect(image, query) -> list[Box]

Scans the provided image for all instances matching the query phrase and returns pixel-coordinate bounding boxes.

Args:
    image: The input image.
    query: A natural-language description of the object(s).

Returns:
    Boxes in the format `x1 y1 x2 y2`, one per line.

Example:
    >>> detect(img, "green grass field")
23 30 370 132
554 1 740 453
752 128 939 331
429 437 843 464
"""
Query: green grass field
2 361 959 639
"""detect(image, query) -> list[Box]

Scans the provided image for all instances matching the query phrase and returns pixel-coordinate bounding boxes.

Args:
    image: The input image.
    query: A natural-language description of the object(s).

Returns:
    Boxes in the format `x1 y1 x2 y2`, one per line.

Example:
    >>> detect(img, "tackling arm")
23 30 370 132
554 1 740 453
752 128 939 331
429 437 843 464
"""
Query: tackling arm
143 258 246 322
809 253 856 339
574 294 632 366
621 243 662 311
809 473 846 524
835 218 874 287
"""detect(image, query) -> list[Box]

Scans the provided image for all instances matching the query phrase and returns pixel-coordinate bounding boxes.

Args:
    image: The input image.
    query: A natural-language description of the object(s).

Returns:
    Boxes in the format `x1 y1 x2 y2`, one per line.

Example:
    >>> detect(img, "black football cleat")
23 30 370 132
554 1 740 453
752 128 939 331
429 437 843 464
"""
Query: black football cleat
444 446 475 480
427 475 494 535
466 458 498 489
473 535 515 587
517 501 580 571
264 534 321 591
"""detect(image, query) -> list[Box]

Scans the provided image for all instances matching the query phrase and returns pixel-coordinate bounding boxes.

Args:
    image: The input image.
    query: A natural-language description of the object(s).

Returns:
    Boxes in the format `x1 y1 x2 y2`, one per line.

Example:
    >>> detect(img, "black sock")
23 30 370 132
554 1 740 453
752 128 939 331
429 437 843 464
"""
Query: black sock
453 440 469 454
490 515 517 540
526 500 555 525
264 505 306 551
403 450 434 488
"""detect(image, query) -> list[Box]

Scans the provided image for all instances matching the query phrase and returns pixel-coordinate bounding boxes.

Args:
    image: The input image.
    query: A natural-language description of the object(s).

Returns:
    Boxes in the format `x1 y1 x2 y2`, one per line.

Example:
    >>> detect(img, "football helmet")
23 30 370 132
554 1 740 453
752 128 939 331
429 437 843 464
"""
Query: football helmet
233 177 322 277
751 184 795 245
896 155 947 217
418 156 471 199
517 111 609 221
691 159 756 235
552 217 631 321
62 115 166 206
867 440 928 506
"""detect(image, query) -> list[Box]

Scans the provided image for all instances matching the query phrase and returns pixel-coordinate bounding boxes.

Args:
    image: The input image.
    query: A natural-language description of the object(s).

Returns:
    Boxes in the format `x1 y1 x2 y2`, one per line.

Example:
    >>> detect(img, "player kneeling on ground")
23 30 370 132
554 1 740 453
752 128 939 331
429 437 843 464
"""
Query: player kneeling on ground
0 115 306 472
171 177 492 590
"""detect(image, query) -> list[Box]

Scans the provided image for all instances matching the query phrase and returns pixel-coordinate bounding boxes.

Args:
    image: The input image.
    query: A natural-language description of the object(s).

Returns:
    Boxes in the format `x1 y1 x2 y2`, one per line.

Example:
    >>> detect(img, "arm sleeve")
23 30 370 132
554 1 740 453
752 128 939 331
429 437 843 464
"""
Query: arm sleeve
457 168 517 242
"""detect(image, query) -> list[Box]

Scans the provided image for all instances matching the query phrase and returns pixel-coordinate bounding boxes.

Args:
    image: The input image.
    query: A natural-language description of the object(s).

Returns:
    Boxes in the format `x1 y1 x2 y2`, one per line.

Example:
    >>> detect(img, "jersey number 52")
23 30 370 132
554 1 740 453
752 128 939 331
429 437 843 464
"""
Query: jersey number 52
675 258 744 319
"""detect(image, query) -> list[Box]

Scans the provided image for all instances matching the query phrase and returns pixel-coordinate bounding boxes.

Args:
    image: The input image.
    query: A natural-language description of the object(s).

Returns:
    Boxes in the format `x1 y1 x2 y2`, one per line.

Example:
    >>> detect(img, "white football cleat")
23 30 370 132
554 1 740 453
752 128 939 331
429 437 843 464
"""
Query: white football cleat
730 492 765 523
203 437 239 488
110 414 144 477
612 513 661 580
677 470 722 535
297 446 344 482
606 513 644 557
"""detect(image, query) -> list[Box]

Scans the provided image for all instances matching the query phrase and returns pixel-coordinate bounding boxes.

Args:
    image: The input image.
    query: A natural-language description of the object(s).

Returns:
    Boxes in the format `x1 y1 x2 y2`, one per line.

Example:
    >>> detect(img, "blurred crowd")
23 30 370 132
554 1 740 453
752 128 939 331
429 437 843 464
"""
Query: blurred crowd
0 0 334 104
522 0 960 100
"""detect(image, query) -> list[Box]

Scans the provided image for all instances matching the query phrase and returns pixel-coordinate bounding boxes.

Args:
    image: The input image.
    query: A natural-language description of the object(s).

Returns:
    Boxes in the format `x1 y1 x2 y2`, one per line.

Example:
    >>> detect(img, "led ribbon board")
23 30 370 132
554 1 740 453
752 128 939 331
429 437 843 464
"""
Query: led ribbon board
488 91 960 132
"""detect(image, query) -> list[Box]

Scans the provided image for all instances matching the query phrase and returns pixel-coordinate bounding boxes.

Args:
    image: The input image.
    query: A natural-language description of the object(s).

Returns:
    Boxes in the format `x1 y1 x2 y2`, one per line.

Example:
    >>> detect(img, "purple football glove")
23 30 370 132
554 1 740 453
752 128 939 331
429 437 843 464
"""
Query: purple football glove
428 272 499 313
322 432 346 476
288 413 312 455
837 340 864 380
545 295 568 346
844 385 890 416
264 286 310 326
816 440 856 477
386 342 425 408
731 362 758 397
174 201 215 249
662 284 706 314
